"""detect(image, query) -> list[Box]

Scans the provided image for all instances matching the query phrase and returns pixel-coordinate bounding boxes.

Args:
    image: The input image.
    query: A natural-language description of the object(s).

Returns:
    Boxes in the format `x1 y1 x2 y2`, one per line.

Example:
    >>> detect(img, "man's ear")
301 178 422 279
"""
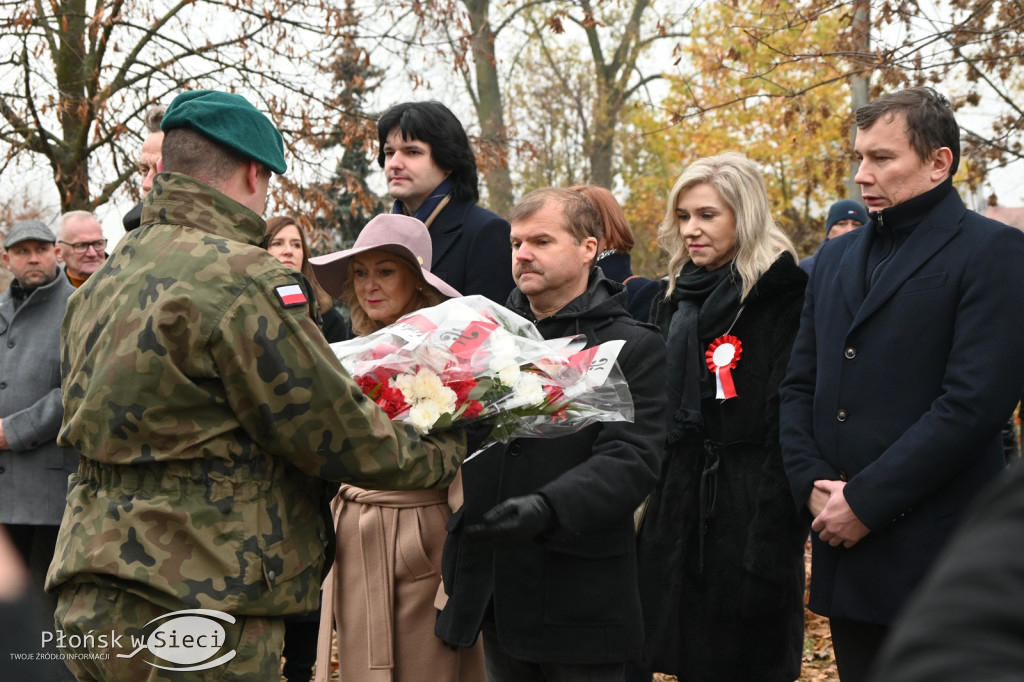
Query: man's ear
246 161 261 193
931 147 954 181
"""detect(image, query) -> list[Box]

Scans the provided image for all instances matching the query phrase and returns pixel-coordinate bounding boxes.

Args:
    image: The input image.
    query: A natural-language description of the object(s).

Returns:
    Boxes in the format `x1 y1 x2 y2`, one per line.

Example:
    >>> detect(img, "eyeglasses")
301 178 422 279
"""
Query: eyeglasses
59 239 107 254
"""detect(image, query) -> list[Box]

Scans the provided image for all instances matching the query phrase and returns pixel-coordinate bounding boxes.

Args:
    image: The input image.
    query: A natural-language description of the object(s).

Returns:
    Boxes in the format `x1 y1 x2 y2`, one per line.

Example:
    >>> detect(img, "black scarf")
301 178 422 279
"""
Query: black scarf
9 278 36 312
392 177 454 225
663 262 742 444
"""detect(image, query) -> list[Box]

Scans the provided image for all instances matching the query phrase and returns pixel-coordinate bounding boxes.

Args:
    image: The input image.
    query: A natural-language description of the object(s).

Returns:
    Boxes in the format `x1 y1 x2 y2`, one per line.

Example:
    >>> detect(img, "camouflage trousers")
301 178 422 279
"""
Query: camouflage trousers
54 582 284 681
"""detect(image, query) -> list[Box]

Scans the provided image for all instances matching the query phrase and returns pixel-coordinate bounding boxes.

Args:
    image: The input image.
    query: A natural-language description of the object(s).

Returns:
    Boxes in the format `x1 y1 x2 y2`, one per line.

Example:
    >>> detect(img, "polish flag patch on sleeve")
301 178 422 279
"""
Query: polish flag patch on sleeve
275 284 308 308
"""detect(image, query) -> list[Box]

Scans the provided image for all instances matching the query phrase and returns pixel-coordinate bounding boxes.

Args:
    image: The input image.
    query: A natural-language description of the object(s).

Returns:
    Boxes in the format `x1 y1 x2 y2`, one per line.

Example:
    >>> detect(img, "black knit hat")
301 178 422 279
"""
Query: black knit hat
826 199 868 233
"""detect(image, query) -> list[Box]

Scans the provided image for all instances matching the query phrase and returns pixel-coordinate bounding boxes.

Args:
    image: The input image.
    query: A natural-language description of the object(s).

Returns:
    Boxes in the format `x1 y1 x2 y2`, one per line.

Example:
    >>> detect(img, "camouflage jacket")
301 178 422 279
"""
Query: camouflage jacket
47 172 464 616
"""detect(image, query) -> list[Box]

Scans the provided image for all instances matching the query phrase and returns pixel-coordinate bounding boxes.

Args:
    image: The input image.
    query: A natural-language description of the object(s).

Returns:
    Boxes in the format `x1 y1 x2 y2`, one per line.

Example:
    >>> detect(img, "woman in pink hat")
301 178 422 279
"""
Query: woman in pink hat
309 214 483 682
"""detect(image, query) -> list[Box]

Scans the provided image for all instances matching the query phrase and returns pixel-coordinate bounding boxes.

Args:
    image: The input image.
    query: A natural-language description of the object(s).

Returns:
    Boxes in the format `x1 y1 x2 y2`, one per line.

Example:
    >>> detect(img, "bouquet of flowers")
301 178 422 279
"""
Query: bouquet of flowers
330 295 634 454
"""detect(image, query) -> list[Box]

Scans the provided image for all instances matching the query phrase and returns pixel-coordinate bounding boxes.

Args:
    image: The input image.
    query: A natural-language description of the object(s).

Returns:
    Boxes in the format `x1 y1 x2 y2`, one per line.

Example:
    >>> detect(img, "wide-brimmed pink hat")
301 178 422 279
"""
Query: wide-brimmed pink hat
309 214 462 300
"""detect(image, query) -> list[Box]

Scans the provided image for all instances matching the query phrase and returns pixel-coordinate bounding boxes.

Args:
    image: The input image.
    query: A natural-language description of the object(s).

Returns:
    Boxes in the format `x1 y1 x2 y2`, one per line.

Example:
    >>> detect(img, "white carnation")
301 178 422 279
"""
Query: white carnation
488 332 519 358
393 368 457 432
488 353 522 387
394 372 416 397
408 401 443 434
511 371 546 407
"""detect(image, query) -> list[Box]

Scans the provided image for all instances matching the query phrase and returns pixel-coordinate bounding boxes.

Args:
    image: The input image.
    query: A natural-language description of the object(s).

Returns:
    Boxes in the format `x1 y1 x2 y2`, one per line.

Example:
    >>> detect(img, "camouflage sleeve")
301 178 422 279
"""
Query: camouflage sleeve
212 271 464 489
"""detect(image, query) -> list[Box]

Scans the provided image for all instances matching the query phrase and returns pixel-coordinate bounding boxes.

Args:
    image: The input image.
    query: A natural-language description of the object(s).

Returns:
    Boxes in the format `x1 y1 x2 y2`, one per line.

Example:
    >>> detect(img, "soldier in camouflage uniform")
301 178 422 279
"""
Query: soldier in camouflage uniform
45 90 467 681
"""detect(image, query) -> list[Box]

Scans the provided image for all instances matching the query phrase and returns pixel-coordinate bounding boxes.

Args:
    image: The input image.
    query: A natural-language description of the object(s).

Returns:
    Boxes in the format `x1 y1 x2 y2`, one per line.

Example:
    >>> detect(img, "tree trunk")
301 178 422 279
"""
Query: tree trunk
588 101 618 189
463 0 514 216
846 0 871 200
583 0 650 189
54 0 94 211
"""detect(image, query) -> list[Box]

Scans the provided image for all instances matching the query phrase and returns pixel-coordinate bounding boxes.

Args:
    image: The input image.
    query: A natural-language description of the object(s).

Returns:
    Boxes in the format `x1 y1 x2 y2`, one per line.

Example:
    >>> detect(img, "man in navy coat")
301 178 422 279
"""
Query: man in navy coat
780 86 1024 682
377 101 514 303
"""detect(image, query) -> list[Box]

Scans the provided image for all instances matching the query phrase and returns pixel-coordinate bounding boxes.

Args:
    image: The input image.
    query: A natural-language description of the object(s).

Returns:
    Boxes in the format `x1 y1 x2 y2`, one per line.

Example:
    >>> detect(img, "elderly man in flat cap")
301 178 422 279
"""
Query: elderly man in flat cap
0 219 77 637
47 90 474 681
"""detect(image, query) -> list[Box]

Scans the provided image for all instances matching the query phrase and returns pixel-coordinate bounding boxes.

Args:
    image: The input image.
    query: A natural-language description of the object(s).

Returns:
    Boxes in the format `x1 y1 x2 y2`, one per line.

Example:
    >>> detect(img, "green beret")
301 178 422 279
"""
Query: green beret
162 90 287 174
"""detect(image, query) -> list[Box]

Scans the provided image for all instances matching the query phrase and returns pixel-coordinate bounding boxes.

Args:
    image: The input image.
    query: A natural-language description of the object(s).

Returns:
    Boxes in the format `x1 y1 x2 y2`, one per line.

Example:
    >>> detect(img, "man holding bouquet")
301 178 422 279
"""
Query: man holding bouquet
435 187 666 680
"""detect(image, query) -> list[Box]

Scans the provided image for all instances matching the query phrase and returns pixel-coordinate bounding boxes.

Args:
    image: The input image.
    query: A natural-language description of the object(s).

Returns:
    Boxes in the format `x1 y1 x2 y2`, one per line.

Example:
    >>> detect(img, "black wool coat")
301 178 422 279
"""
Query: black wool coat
636 253 809 681
435 272 667 665
780 184 1024 625
428 197 514 304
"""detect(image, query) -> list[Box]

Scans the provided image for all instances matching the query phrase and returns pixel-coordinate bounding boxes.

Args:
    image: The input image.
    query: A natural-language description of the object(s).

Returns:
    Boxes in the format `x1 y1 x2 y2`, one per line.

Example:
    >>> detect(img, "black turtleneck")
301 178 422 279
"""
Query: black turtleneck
864 178 954 290
8 278 37 311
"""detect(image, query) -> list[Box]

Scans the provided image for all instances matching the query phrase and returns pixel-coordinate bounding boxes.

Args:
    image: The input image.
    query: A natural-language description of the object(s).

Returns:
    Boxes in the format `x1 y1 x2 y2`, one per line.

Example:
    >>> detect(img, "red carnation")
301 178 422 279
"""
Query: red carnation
356 375 382 400
461 400 484 419
377 385 410 418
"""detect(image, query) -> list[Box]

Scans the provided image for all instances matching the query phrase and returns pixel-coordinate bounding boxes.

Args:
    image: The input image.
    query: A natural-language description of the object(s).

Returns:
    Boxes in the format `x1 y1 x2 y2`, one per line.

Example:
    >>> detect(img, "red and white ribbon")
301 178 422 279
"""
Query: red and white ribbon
705 335 742 400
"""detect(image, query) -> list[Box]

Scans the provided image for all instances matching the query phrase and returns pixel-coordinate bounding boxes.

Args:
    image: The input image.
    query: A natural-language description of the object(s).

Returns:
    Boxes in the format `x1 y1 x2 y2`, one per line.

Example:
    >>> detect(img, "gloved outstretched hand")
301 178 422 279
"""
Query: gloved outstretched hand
464 493 555 548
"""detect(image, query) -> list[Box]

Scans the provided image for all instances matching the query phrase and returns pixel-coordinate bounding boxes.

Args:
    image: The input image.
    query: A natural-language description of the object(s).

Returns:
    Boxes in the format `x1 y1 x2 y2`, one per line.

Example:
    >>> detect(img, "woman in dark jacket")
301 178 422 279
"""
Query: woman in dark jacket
634 152 809 681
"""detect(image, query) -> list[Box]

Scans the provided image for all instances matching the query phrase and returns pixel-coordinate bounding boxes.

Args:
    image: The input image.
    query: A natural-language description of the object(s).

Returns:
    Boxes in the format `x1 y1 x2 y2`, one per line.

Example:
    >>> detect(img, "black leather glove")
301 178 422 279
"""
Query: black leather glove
464 493 555 548
462 420 495 454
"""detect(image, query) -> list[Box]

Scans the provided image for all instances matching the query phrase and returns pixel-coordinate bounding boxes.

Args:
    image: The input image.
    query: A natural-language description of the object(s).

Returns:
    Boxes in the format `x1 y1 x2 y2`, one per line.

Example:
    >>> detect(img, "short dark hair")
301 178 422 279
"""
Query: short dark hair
376 102 479 203
161 128 269 185
510 187 603 247
856 86 960 177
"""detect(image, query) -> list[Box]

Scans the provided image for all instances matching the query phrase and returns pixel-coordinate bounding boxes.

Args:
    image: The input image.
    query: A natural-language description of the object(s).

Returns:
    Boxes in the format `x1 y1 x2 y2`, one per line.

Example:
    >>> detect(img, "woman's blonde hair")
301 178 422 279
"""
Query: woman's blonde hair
657 152 796 300
340 257 447 337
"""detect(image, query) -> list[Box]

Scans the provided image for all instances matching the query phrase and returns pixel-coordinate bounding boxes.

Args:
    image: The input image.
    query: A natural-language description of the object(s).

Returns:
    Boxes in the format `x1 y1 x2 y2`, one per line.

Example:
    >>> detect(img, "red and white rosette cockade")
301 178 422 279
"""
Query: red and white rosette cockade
705 334 742 400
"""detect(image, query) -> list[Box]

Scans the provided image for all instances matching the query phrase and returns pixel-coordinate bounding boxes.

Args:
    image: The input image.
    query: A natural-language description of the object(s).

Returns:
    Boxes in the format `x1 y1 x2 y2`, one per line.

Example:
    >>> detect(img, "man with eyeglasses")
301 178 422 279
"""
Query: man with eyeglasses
55 211 107 288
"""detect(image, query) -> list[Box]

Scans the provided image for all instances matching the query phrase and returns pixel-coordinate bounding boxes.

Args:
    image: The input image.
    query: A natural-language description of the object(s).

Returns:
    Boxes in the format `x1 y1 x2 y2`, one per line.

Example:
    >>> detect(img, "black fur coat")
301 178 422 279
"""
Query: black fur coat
635 253 809 681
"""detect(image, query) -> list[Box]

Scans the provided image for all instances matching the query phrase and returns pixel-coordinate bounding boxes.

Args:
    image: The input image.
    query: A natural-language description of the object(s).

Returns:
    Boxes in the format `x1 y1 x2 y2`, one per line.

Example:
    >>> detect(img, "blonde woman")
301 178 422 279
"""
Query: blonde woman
634 153 810 681
309 214 483 682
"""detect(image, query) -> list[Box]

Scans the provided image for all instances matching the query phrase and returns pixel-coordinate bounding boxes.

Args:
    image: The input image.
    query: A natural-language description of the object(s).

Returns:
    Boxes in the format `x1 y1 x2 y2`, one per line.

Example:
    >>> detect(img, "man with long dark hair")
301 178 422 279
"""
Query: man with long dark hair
377 101 513 303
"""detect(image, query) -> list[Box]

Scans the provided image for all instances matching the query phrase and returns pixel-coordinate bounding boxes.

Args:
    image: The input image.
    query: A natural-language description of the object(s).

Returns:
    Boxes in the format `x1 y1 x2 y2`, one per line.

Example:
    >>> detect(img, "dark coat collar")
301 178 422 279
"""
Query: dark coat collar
425 196 475 266
506 268 628 330
838 184 965 328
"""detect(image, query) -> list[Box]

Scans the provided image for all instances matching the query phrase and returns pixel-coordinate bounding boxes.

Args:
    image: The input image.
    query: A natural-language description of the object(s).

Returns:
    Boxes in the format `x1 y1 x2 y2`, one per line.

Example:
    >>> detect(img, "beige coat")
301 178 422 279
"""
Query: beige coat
316 472 484 681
